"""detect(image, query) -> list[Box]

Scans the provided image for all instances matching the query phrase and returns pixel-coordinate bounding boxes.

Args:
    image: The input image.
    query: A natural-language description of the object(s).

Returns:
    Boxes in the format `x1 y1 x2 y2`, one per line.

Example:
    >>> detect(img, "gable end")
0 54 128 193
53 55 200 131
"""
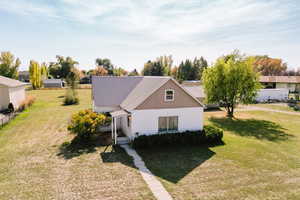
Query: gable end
135 79 202 110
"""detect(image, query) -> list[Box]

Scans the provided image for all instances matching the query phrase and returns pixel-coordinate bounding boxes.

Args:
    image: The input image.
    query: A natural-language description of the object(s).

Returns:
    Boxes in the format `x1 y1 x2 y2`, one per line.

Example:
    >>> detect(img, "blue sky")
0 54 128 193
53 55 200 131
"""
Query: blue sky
0 0 299 71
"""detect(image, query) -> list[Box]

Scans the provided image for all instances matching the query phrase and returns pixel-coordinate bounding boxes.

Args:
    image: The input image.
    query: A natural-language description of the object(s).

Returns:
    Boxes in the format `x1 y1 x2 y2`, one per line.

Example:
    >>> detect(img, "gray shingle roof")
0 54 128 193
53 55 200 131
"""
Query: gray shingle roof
92 76 171 110
182 86 205 98
92 76 144 107
0 75 27 87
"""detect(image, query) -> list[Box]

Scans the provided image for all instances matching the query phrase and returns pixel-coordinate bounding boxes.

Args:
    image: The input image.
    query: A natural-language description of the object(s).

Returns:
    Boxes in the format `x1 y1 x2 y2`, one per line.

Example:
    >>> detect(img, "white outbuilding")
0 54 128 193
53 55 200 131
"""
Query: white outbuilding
0 76 27 111
256 88 289 102
43 79 64 88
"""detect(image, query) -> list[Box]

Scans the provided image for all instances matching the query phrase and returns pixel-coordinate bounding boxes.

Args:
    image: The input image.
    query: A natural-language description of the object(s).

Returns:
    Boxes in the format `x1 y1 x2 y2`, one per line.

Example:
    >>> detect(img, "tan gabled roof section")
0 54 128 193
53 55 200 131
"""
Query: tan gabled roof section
121 77 170 111
135 78 203 110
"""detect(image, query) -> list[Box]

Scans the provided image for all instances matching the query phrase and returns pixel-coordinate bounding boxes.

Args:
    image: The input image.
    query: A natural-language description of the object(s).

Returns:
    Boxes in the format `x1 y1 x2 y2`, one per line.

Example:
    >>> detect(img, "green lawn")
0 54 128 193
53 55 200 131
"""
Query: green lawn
253 103 299 112
0 89 154 200
138 110 300 200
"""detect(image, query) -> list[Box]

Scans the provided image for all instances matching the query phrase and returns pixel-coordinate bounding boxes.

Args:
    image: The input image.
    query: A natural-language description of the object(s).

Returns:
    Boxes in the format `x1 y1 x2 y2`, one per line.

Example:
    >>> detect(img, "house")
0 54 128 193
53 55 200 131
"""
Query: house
92 76 204 144
260 76 300 93
181 80 204 102
18 71 30 82
43 79 64 88
0 76 27 111
181 80 219 109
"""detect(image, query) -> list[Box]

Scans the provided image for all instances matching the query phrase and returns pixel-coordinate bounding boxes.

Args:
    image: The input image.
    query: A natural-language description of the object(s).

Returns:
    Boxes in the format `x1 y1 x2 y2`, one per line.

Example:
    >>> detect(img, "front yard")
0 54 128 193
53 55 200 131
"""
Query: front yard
138 110 300 200
0 89 299 200
0 89 155 200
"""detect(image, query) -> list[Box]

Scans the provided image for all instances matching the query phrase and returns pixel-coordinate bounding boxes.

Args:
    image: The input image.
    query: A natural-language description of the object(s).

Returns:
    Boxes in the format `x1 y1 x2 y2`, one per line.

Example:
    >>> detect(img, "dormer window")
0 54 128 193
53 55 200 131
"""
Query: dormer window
165 89 174 101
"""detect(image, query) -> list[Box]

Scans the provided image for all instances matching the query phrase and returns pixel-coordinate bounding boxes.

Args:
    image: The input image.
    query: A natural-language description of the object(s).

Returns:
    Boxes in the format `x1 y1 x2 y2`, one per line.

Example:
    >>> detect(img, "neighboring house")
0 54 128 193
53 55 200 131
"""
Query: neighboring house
92 76 204 144
181 80 204 102
43 79 64 88
0 76 27 111
260 76 300 92
18 71 30 82
181 80 218 109
256 88 289 102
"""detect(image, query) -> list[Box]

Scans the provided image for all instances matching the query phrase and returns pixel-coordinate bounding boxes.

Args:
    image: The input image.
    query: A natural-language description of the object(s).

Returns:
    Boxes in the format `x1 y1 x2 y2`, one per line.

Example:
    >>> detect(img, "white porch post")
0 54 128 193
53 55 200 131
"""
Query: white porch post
111 117 114 143
114 117 117 145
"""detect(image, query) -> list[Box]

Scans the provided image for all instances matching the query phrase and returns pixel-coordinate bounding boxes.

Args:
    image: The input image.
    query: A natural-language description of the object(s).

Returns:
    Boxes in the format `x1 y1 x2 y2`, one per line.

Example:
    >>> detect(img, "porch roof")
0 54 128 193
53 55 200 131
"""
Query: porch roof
110 109 129 117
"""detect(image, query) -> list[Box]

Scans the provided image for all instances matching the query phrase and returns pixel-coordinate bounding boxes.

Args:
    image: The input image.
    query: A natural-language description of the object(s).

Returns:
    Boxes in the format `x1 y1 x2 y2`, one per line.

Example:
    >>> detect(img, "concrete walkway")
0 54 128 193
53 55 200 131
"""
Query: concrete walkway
238 105 300 116
121 144 173 200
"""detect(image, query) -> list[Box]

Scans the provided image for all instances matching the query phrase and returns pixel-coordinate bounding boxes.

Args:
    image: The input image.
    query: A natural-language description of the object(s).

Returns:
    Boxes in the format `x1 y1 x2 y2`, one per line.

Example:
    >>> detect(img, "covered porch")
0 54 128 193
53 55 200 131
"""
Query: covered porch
110 109 132 145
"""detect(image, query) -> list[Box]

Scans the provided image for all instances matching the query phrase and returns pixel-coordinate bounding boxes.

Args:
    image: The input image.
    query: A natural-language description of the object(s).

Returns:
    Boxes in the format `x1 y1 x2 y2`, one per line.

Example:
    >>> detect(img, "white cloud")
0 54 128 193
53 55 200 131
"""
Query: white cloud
0 0 293 42
0 0 58 18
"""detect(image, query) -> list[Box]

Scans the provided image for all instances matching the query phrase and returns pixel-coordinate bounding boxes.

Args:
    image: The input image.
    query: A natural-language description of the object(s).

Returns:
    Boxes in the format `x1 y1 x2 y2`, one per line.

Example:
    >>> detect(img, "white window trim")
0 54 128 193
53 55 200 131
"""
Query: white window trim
164 89 175 102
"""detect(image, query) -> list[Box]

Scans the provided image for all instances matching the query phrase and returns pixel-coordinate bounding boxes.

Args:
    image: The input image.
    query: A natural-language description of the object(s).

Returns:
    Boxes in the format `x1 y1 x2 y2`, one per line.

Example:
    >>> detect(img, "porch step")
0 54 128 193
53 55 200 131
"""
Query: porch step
117 137 130 145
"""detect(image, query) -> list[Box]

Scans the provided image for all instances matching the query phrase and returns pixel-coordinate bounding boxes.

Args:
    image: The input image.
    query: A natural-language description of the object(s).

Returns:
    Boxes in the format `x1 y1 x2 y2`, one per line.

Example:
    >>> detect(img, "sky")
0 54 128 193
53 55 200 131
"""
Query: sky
0 0 299 72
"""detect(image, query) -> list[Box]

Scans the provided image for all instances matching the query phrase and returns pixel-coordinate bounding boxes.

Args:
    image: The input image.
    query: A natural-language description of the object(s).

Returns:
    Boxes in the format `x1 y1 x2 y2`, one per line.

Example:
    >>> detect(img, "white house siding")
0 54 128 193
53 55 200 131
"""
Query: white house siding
120 115 132 138
0 85 10 110
130 107 203 138
256 89 289 102
8 86 26 109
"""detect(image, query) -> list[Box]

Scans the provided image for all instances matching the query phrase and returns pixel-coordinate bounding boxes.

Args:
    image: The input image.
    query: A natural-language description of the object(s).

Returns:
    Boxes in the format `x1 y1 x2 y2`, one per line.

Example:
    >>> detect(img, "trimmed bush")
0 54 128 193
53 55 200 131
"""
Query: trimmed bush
18 96 36 112
132 125 223 149
67 109 111 140
64 88 79 105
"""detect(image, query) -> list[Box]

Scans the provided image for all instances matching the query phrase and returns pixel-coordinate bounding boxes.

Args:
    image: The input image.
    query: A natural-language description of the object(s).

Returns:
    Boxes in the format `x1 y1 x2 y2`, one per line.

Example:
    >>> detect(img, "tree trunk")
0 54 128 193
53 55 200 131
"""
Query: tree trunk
226 105 234 118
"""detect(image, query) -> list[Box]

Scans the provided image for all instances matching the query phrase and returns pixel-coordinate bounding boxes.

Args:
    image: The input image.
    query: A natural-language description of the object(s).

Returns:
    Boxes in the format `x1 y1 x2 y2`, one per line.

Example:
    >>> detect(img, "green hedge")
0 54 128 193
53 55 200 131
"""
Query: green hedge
132 125 223 149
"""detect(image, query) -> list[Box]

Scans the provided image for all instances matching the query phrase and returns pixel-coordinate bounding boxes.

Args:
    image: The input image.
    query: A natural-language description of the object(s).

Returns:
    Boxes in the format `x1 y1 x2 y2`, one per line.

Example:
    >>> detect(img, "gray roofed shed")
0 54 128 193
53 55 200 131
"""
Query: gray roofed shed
0 75 28 87
43 79 64 88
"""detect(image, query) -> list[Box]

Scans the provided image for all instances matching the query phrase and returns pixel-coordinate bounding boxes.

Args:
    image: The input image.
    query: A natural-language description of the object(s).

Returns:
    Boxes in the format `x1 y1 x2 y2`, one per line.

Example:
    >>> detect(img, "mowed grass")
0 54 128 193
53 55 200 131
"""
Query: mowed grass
253 103 299 112
0 89 154 200
138 110 300 200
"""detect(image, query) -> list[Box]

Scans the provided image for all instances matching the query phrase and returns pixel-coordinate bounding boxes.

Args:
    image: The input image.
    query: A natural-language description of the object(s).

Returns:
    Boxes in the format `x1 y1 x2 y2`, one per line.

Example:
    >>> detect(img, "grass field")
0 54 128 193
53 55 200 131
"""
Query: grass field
0 89 155 200
253 103 299 112
138 110 300 200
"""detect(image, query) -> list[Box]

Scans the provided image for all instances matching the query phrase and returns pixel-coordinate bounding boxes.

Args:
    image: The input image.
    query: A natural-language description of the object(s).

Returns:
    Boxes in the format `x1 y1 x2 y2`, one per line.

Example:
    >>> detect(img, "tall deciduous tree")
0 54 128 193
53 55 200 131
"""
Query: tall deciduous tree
29 60 42 89
40 62 48 80
252 56 287 76
95 58 114 75
0 51 21 79
92 66 108 76
203 51 261 117
113 67 128 76
157 55 173 76
48 56 78 79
